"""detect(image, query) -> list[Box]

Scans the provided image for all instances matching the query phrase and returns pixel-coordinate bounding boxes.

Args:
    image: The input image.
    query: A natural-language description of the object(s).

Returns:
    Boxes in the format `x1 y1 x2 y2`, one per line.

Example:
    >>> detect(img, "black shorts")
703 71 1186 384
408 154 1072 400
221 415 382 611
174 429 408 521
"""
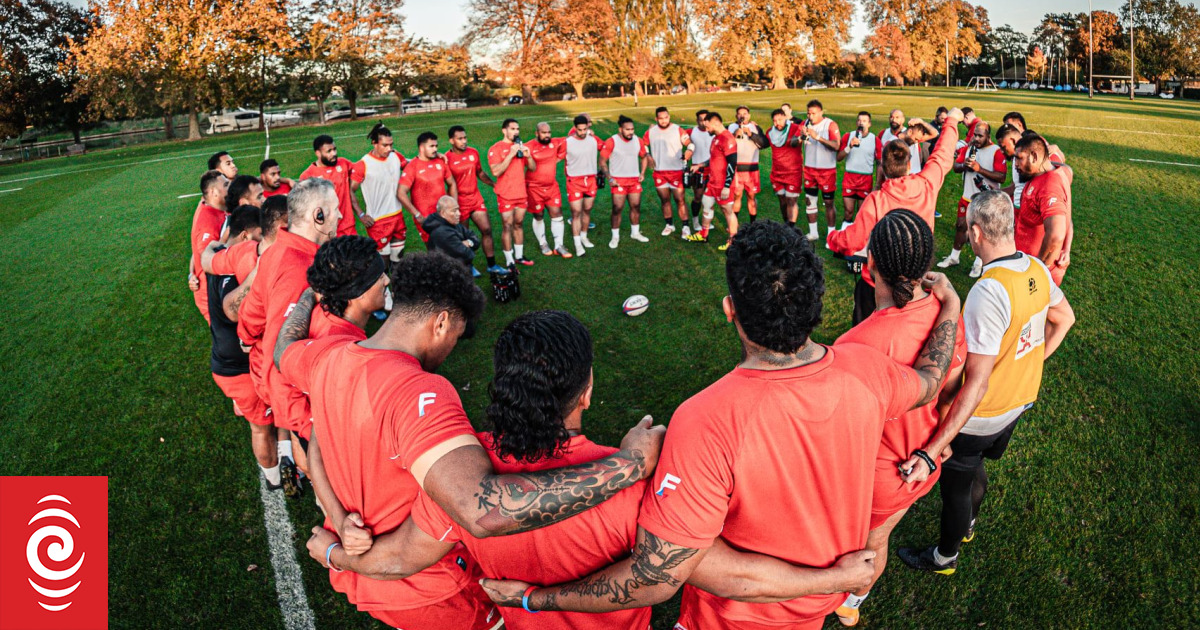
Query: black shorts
943 414 1024 471
804 186 835 200
852 277 876 326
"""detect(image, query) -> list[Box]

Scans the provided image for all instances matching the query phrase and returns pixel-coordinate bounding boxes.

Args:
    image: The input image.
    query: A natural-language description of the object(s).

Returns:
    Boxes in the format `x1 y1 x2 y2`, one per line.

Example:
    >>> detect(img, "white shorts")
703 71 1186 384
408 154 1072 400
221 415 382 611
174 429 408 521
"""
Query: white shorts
773 187 800 198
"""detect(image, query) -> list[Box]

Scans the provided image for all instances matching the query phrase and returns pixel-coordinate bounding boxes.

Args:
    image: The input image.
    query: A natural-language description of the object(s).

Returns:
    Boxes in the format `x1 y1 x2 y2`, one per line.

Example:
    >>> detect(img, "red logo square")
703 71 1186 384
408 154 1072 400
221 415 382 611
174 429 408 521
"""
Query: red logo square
0 476 108 630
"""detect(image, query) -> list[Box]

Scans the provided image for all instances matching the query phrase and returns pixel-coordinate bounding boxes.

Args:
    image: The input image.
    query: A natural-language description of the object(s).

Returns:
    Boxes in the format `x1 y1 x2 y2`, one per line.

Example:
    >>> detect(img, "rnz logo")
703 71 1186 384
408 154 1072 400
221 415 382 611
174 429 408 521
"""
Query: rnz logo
26 494 86 612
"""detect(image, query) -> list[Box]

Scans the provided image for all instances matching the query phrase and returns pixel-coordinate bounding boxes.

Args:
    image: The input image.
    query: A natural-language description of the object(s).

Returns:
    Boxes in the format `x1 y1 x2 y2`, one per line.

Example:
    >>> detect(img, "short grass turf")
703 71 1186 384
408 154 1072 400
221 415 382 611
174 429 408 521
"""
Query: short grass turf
1 87 1198 629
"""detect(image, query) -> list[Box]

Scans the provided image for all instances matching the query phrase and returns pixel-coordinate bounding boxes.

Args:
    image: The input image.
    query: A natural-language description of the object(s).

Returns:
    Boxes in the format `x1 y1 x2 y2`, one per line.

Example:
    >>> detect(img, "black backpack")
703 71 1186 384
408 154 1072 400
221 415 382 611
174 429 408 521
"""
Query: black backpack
490 265 521 303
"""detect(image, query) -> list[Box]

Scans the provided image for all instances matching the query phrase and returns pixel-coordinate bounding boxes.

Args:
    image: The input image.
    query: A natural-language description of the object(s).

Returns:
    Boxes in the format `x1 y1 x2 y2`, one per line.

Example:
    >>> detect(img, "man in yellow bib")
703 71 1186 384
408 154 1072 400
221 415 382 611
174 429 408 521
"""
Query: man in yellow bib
896 189 1075 575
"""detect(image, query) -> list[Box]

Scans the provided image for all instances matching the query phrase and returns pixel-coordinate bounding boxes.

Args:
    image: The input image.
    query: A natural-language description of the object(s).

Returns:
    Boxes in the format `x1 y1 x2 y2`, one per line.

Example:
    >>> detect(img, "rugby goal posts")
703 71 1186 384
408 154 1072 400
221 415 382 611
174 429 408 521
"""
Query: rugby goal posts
967 77 998 92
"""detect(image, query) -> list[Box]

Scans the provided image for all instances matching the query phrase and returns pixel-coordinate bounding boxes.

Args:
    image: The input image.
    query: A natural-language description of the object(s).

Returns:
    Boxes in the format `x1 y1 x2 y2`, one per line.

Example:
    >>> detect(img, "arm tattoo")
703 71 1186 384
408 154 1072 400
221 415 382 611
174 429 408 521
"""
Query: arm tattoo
539 531 698 610
226 282 252 320
473 449 646 535
913 319 957 406
273 289 316 370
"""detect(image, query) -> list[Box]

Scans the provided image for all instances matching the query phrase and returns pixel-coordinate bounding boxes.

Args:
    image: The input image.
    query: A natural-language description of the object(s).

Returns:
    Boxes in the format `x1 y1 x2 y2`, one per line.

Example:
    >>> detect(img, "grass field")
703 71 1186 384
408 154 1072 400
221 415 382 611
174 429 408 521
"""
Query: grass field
2 87 1198 629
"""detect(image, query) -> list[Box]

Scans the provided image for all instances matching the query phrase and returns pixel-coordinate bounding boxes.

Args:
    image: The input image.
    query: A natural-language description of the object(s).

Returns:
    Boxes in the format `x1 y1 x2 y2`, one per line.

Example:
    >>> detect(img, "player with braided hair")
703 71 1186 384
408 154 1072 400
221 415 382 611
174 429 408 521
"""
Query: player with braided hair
831 209 967 626
305 235 389 341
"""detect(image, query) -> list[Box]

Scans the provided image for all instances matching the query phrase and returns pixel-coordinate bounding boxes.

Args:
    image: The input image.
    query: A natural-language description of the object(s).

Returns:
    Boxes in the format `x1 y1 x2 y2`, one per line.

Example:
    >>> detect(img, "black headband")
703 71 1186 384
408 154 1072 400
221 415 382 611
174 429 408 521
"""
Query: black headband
325 255 385 304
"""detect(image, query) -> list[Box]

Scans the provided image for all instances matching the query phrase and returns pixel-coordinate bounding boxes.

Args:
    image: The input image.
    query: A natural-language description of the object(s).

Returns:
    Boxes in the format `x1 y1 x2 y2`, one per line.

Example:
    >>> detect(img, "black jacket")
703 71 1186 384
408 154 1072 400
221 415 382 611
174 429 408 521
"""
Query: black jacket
423 213 480 265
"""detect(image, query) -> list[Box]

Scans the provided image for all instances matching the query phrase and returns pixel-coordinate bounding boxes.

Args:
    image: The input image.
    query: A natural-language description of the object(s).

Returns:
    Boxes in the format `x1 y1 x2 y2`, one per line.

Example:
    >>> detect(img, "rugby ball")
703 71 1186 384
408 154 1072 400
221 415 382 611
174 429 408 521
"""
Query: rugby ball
622 295 649 317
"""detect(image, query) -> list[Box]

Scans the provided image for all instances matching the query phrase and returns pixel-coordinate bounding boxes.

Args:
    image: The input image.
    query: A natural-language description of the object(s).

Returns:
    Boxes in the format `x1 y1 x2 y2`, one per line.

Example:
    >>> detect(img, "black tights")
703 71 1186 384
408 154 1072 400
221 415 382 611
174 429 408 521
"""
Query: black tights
938 463 988 556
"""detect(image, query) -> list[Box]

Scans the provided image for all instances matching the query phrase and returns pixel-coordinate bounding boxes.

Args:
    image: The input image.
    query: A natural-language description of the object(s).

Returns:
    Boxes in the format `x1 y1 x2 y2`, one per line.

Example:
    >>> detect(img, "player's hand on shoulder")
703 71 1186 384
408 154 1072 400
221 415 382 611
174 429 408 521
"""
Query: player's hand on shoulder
479 577 535 607
946 108 965 124
921 272 957 306
307 526 340 567
339 512 374 555
619 415 666 480
831 549 877 593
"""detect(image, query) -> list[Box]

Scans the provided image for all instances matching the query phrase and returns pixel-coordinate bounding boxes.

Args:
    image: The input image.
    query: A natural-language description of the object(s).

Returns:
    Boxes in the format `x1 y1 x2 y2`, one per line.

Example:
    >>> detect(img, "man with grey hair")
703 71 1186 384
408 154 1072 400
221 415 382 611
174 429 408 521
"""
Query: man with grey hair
422 195 481 271
898 189 1075 576
237 178 342 498
525 121 573 258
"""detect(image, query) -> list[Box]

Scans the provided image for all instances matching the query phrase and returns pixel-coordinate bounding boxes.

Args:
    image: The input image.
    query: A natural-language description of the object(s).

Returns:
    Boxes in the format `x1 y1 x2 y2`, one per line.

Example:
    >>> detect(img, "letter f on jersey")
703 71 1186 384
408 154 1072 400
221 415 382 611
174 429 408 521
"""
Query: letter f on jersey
418 392 437 417
656 473 681 497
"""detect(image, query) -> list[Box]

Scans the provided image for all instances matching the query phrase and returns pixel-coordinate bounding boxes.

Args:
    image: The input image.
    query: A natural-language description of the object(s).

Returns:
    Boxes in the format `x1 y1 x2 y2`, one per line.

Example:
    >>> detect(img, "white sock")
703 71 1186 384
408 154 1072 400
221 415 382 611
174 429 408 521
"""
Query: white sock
504 249 515 266
842 592 869 609
515 244 524 259
807 222 818 238
933 547 957 565
581 229 589 239
611 228 619 242
551 217 565 248
574 235 585 254
950 248 961 259
261 464 281 485
532 219 547 247
841 221 852 230
277 439 293 461
631 224 641 237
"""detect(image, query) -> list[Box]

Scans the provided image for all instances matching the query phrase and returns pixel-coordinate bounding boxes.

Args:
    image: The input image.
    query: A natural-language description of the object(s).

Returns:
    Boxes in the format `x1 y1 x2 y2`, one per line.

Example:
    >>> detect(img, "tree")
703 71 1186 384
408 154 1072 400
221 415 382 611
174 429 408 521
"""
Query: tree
1068 10 1120 62
695 0 852 89
222 0 296 130
1121 0 1200 83
608 0 667 96
72 0 229 140
864 23 916 86
311 0 406 120
862 0 989 83
0 0 93 142
544 0 616 98
1026 44 1047 82
464 0 556 102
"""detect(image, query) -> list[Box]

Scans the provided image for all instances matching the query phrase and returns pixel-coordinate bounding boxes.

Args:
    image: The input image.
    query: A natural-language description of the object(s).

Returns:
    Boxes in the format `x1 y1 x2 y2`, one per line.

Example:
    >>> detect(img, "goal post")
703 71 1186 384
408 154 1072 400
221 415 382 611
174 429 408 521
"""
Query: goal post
967 77 998 92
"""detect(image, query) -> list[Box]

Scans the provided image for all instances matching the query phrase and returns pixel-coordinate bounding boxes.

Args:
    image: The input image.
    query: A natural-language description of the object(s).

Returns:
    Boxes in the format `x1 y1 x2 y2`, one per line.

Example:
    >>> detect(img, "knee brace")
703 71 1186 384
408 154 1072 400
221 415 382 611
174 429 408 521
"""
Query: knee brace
805 191 819 214
388 241 405 262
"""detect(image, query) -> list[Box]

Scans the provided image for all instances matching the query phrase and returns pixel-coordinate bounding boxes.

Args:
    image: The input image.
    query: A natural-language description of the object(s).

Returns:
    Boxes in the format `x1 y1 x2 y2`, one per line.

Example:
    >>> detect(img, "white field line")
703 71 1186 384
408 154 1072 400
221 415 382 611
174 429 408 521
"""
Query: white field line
258 475 317 630
177 192 201 199
0 187 23 193
1128 158 1200 168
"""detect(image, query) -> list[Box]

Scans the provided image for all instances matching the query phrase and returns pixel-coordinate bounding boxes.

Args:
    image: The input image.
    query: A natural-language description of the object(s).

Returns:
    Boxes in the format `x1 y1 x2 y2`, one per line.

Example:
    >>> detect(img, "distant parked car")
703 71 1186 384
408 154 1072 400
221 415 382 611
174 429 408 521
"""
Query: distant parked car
804 81 828 90
208 108 301 134
562 93 578 101
505 96 524 105
324 106 379 122
401 96 467 115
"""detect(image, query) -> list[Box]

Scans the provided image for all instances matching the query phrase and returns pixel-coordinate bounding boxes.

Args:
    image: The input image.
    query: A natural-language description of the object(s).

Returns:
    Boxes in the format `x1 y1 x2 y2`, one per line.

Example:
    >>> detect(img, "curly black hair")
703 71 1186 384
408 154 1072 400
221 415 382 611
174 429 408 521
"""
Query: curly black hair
868 209 934 309
725 221 824 354
260 195 288 238
486 310 593 463
307 236 382 318
389 252 486 324
225 174 260 214
227 204 261 237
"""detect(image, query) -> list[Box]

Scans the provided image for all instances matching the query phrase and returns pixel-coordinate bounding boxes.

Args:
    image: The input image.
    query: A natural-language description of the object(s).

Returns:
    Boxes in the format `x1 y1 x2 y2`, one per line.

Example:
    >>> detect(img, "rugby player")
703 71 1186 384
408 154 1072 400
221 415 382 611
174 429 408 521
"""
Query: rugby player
831 210 968 626
203 205 281 487
829 108 962 324
301 134 362 237
399 131 457 245
801 100 841 242
599 115 651 248
351 124 410 269
259 159 296 198
767 108 805 226
644 106 694 236
939 120 1006 278
480 220 962 630
237 178 341 495
898 190 1075 575
726 105 768 223
524 122 571 257
1012 134 1073 285
837 111 882 228
684 110 712 235
272 252 665 630
488 119 537 267
208 151 237 179
877 109 922 183
307 309 878 630
306 235 389 341
684 111 739 249
563 115 605 255
444 125 503 272
189 170 229 323
225 174 264 212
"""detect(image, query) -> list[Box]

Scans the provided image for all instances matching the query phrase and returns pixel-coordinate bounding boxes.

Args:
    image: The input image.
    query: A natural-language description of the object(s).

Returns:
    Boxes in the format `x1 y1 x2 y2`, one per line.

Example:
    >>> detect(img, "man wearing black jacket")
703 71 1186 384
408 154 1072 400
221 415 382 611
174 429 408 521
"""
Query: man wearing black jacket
423 196 482 274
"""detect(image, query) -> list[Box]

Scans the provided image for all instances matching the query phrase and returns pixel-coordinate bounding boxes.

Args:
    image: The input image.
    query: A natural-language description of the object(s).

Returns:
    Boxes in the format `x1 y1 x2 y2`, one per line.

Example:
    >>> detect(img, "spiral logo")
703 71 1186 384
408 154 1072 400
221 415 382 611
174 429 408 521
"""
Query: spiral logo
26 494 86 612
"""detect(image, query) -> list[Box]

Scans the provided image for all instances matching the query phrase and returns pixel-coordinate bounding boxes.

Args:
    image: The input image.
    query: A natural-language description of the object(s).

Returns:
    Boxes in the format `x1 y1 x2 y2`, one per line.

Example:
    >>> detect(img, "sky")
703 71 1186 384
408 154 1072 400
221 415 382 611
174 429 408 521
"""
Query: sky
65 0 1133 52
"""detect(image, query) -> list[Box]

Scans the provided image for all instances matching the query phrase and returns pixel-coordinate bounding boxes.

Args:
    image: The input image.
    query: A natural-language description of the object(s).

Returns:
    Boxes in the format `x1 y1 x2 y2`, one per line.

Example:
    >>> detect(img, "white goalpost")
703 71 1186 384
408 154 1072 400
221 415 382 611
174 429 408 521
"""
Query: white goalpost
967 77 998 92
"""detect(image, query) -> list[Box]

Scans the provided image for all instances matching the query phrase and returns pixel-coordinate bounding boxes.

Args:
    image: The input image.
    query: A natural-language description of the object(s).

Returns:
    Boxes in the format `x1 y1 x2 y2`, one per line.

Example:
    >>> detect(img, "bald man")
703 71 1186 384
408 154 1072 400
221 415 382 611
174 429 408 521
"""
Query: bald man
422 195 481 271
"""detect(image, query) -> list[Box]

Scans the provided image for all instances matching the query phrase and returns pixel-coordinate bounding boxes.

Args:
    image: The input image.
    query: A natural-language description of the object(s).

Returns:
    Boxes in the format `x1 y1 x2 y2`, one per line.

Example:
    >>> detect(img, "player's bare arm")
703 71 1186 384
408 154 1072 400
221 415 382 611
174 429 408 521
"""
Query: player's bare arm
908 272 961 409
1039 214 1068 271
306 431 373 555
685 541 876 603
902 352 994 483
1043 295 1076 360
201 240 225 274
491 145 519 177
481 527 705 612
273 288 316 370
397 184 422 222
221 267 256 322
306 516 451 580
417 417 663 539
351 180 374 227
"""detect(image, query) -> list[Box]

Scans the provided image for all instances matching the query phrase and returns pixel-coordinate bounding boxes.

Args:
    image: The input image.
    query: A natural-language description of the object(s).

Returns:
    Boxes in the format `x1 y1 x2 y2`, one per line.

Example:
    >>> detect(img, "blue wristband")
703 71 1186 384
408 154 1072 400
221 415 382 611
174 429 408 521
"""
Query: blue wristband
325 542 343 572
521 586 540 613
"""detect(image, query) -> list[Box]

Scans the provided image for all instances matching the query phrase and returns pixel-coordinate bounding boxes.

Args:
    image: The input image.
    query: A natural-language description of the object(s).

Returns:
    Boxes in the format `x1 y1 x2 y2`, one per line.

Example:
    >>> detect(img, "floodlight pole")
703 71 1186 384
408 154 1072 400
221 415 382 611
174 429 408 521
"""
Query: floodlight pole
946 39 950 87
1129 0 1135 101
1088 0 1094 98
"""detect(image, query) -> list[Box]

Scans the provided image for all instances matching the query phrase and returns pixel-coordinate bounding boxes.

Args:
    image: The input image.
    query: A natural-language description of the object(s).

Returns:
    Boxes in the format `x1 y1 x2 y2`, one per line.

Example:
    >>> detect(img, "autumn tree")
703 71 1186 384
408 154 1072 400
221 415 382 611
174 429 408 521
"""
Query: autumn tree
544 0 616 98
1026 44 1047 81
864 23 916 86
1069 10 1121 62
862 0 988 83
0 0 93 142
310 0 406 120
223 0 295 129
1120 0 1200 83
464 0 556 102
695 0 852 89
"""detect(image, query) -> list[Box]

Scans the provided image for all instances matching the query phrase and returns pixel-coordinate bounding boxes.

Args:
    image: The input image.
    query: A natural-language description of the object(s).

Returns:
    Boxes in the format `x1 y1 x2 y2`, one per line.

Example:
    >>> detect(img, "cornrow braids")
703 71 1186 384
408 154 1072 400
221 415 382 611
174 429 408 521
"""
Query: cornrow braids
868 209 935 309
487 310 593 463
